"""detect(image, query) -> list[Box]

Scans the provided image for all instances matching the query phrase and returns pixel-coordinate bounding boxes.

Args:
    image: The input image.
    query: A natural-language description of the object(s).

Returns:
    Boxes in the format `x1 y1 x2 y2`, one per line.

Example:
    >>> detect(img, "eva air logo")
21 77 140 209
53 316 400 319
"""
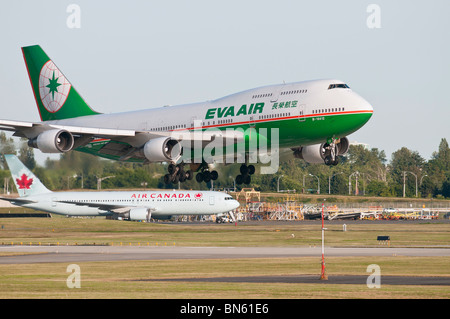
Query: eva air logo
38 60 71 113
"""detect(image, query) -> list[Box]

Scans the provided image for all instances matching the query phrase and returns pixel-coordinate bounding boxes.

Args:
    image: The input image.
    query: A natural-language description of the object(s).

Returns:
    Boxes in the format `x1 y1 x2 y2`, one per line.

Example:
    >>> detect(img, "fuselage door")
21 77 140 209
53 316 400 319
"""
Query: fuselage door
270 84 285 103
209 196 215 205
298 104 306 122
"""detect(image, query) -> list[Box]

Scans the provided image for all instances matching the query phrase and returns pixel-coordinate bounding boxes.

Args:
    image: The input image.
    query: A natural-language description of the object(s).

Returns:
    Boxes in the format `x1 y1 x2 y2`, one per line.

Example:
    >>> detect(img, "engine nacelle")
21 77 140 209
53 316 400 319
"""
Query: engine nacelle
293 137 350 164
28 129 74 153
293 143 326 164
128 207 151 221
142 137 182 163
337 137 349 155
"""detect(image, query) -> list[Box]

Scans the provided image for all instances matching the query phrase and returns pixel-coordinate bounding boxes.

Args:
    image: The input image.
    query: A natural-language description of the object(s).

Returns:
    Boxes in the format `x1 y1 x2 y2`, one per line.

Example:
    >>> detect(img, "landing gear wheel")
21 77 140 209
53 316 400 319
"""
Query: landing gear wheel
332 157 340 166
236 164 254 185
240 164 249 175
210 170 218 181
179 170 186 182
196 172 204 183
186 170 193 180
168 163 176 174
324 155 333 166
203 171 212 183
164 174 172 184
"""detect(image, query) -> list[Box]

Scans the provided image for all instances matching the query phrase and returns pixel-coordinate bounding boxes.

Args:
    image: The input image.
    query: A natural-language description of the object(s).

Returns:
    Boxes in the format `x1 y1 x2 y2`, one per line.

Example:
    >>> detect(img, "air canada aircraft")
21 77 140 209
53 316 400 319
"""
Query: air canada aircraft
0 45 373 185
0 155 239 221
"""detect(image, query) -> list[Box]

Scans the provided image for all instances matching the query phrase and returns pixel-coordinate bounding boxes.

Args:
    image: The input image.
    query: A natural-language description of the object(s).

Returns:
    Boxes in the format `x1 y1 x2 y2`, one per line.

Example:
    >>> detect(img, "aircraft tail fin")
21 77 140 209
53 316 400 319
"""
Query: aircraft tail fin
21 45 100 121
4 154 52 197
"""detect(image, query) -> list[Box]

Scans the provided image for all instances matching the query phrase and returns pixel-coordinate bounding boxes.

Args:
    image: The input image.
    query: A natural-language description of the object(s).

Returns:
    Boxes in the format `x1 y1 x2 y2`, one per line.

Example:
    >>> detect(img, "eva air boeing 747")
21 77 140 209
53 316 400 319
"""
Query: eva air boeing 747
0 45 373 185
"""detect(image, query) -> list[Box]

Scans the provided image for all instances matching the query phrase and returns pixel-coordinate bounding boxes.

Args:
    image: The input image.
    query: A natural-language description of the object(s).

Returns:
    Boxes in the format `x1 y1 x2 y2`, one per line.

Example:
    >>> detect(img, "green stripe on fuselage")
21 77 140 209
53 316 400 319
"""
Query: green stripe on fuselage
76 112 372 162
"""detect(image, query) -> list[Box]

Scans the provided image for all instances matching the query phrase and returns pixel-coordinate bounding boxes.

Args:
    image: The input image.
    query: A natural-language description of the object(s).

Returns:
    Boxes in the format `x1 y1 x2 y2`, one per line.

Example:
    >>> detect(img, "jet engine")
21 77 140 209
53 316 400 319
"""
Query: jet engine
293 143 326 164
293 137 349 164
336 137 349 156
127 207 151 221
142 137 182 163
28 129 74 153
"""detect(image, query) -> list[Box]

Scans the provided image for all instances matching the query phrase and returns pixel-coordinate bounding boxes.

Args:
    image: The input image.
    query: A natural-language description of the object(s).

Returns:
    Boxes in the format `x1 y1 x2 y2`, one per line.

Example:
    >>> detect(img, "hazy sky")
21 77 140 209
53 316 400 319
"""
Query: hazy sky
0 1 448 164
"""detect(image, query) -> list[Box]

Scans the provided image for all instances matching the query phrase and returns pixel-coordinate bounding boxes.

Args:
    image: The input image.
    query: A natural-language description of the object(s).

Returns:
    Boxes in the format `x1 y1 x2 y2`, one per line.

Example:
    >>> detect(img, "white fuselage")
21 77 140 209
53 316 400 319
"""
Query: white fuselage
17 190 239 218
47 79 373 147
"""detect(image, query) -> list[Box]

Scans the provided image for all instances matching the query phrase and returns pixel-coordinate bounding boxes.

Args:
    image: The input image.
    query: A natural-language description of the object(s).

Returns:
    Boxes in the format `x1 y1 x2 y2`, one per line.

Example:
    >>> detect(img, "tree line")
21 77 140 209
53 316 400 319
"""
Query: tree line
1 132 449 199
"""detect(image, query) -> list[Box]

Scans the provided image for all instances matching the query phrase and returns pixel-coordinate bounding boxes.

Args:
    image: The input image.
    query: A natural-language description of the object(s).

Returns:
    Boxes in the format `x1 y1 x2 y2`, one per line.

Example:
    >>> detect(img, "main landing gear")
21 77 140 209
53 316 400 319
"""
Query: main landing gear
235 164 255 185
163 163 193 185
163 162 256 186
323 141 339 166
195 168 219 183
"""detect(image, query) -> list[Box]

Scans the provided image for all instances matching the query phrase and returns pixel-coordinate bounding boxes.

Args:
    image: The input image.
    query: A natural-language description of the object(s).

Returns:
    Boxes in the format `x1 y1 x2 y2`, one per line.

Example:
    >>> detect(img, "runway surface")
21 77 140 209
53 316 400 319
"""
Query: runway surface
144 274 450 286
1 245 450 264
2 245 449 286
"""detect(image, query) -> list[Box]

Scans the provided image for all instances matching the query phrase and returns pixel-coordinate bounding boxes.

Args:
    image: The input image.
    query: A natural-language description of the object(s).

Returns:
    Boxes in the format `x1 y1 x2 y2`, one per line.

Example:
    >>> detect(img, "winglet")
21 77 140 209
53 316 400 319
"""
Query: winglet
4 154 52 197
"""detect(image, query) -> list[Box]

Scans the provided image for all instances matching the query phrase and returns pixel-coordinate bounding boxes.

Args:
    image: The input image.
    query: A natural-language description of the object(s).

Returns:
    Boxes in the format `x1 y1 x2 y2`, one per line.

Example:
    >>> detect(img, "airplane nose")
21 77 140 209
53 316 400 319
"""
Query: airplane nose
355 91 373 113
232 200 240 210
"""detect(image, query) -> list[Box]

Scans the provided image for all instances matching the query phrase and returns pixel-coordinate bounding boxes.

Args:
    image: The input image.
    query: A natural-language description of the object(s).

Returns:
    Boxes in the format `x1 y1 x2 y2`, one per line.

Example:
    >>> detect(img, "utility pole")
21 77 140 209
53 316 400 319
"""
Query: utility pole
402 171 406 198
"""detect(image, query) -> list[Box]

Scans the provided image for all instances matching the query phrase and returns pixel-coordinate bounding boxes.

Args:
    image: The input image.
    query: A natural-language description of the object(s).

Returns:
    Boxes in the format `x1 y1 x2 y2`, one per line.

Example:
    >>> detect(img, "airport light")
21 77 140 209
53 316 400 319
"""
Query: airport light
96 175 115 190
309 174 320 194
328 172 343 194
348 171 359 195
229 176 236 192
420 174 428 185
277 175 284 193
402 171 418 197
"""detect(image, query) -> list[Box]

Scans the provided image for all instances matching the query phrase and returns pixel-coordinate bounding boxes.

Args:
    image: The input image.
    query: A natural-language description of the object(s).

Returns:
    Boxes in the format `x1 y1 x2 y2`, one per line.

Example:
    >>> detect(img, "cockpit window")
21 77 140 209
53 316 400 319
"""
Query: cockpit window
225 196 234 200
328 84 350 90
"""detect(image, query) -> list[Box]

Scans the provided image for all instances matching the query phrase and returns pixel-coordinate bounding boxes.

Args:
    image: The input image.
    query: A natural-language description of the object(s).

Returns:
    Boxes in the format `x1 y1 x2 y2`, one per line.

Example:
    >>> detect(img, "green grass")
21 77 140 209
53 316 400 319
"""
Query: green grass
1 257 449 298
0 212 449 248
0 209 449 298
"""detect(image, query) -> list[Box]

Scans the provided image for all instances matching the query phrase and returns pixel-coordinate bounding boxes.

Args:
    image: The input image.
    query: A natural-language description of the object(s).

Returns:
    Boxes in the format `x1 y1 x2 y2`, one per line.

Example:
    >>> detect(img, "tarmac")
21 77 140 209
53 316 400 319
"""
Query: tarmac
1 245 449 286
1 245 450 263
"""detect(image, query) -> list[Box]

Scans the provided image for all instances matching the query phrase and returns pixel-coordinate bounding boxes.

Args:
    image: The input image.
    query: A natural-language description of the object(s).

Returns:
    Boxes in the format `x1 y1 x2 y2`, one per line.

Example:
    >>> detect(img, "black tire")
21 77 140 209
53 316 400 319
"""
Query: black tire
324 156 333 166
203 171 211 183
196 172 203 183
186 170 193 180
235 174 243 185
240 164 249 175
244 174 251 184
211 170 218 180
248 165 255 175
332 157 340 166
168 163 176 174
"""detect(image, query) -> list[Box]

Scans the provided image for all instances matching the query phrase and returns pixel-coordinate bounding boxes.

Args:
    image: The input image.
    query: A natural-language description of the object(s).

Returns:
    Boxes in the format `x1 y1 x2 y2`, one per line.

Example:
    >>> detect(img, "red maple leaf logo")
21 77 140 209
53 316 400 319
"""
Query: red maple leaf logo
16 174 33 189
194 192 203 199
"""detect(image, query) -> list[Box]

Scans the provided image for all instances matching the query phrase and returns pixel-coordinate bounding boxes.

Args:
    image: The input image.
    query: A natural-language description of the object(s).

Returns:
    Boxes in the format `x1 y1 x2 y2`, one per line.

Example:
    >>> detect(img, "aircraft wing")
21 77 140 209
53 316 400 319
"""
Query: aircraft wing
0 119 137 139
0 197 37 205
0 119 245 162
0 119 243 141
55 200 155 214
